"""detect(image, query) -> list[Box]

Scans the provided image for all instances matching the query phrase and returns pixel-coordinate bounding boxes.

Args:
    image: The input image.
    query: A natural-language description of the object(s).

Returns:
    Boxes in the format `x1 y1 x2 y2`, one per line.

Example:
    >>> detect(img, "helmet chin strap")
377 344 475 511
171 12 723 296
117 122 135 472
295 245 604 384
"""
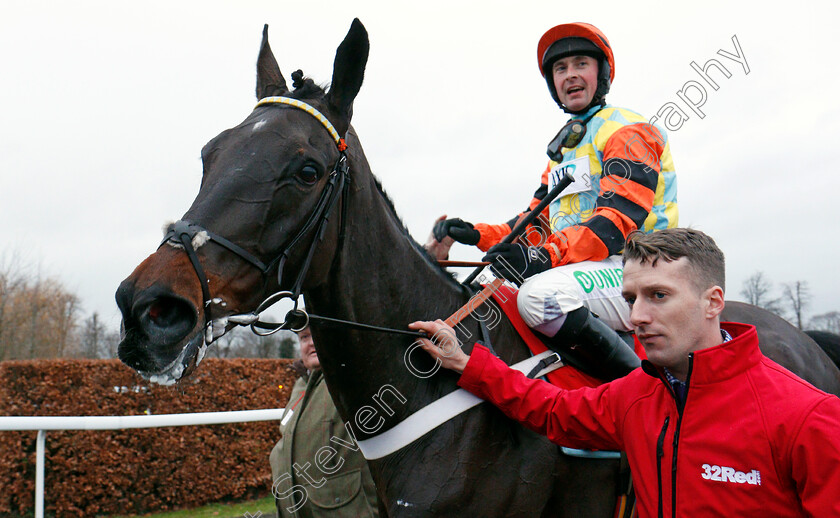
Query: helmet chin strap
561 97 606 115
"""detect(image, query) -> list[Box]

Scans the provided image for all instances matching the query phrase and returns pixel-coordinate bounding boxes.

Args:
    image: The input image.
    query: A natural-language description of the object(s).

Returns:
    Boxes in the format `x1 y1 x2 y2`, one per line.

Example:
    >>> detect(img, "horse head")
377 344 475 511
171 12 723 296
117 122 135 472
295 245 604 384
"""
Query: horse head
116 20 369 384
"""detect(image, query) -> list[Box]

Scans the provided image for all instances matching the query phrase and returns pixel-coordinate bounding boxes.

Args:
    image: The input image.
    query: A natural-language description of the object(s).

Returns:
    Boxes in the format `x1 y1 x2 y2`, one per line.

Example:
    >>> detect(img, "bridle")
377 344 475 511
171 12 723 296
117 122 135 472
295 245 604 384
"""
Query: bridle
160 96 351 343
155 96 574 460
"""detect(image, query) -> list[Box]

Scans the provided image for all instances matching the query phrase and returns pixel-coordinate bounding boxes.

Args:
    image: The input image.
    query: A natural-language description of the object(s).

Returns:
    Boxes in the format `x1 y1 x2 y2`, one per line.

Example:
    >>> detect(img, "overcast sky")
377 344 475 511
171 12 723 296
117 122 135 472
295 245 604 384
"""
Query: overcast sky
2 0 839 332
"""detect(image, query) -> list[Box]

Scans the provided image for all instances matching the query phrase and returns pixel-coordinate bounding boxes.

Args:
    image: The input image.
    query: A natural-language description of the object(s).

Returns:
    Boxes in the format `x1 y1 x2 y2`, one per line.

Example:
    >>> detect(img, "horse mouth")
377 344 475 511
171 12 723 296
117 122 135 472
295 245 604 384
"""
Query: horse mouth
141 330 206 386
117 323 207 386
115 280 211 385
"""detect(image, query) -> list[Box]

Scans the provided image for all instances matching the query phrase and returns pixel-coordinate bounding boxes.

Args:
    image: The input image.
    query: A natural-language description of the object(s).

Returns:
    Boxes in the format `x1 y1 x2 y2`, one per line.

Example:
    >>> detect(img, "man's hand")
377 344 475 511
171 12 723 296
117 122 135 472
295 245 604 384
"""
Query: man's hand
482 243 552 284
408 320 470 374
425 215 455 260
433 218 481 246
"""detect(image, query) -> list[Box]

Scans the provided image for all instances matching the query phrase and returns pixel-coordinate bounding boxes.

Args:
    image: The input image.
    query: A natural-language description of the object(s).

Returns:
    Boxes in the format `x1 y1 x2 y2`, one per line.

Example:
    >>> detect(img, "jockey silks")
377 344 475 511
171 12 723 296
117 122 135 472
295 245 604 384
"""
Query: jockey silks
475 104 678 266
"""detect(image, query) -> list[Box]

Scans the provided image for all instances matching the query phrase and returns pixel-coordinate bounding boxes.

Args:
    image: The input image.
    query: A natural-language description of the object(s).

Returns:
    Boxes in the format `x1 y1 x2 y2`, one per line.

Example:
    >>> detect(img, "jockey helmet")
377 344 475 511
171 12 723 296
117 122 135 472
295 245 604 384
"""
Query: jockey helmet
537 23 615 113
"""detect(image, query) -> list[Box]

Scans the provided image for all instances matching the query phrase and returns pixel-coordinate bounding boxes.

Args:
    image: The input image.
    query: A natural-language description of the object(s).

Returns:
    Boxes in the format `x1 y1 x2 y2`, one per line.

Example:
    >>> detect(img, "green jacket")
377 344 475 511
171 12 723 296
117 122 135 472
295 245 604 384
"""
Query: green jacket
270 365 379 518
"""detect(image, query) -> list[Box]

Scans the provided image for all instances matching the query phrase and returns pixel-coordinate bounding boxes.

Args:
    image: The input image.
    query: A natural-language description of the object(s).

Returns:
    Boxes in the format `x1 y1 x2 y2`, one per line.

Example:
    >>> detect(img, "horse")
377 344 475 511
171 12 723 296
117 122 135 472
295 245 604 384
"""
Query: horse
115 20 840 517
805 330 840 369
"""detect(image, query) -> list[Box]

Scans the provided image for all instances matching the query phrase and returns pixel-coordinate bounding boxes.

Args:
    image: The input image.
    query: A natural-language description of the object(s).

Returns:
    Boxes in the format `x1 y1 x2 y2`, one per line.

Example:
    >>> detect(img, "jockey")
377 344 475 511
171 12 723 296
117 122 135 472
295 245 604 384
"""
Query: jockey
431 23 678 380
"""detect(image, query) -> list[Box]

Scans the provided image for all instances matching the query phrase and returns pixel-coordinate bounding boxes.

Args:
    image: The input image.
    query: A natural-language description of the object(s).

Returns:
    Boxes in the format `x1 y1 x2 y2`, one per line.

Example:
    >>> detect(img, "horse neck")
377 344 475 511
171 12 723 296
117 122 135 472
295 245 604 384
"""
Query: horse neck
304 165 468 426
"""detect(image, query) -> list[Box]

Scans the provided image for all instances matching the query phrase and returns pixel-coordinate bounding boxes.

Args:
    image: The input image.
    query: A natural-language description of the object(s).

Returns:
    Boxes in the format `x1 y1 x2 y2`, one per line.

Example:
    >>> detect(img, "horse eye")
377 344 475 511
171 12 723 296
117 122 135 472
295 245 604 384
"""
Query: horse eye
298 165 319 184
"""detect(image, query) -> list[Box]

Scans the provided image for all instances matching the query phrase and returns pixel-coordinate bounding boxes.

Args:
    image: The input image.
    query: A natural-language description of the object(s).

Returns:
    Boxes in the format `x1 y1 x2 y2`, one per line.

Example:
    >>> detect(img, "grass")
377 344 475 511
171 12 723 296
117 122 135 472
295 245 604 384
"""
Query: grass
113 495 276 518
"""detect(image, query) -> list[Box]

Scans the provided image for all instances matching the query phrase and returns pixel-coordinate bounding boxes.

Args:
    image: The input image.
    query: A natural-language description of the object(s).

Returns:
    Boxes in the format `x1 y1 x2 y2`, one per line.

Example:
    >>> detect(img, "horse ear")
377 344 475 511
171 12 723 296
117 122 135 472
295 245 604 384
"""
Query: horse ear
326 18 369 133
256 24 288 100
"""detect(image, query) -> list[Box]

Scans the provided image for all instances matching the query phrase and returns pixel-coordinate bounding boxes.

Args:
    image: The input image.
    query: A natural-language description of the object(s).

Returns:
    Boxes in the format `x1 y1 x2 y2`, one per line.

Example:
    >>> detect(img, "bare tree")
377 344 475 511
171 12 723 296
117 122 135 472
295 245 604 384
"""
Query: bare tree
208 327 298 359
207 332 235 359
0 252 29 360
81 312 104 358
80 312 120 359
0 250 83 359
782 281 811 330
54 288 81 357
808 311 840 334
740 271 782 314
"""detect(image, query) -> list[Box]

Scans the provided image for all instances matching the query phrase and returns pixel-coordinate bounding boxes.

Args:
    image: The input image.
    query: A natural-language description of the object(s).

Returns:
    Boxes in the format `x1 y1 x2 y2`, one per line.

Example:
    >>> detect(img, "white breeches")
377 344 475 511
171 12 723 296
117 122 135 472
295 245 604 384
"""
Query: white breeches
516 255 632 336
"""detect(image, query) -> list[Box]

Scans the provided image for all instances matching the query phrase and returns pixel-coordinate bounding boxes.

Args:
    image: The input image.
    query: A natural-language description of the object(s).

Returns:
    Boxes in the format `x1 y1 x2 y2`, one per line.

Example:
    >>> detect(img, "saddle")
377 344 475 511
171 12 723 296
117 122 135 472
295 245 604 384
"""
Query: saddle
489 285 646 389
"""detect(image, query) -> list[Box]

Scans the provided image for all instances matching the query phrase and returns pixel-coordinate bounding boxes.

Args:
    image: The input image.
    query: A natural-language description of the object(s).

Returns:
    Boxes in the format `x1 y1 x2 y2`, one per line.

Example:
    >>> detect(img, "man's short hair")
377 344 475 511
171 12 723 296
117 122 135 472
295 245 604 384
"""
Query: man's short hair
623 228 725 292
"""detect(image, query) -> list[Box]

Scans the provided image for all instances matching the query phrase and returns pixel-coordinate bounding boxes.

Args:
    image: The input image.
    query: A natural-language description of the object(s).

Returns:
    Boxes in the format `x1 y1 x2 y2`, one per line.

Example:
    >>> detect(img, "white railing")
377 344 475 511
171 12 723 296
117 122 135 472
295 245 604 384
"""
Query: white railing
0 409 286 518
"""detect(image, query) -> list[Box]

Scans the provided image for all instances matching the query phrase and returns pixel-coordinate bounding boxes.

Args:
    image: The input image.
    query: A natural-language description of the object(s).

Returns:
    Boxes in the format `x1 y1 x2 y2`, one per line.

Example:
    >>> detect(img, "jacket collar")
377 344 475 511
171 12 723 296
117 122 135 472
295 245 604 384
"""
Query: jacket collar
568 103 607 124
642 322 761 385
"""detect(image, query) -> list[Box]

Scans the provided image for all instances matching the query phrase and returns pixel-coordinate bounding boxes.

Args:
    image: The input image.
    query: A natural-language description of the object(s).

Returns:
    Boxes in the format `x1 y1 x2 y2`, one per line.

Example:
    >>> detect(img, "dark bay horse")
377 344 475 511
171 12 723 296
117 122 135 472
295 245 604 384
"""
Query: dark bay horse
115 20 840 517
805 330 840 368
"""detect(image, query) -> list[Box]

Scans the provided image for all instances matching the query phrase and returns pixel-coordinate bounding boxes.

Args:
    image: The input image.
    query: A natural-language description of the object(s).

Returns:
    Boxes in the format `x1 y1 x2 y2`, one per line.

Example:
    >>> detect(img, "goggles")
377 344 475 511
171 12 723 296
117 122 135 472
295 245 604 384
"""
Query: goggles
546 119 586 162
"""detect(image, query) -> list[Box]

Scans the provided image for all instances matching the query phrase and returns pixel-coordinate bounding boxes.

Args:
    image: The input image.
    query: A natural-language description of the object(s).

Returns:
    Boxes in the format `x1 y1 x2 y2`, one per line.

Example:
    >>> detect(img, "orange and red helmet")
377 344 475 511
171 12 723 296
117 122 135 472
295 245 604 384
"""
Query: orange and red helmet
537 23 615 113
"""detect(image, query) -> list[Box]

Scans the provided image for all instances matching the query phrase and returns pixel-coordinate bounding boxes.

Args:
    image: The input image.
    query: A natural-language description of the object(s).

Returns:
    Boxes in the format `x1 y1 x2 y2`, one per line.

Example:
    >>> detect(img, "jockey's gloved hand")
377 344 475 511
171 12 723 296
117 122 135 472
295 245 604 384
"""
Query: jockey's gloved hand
433 218 480 245
483 243 552 285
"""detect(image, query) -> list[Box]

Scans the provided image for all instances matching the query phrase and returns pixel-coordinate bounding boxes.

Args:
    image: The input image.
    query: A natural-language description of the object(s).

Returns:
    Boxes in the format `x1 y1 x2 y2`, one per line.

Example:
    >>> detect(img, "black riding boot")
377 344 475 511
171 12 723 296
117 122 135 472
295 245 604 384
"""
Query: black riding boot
547 307 640 381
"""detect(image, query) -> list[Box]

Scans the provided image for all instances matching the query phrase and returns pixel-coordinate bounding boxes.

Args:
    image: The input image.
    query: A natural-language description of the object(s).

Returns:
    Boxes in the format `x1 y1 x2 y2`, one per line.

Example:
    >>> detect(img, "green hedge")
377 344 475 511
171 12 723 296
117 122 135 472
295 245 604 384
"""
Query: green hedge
0 358 296 517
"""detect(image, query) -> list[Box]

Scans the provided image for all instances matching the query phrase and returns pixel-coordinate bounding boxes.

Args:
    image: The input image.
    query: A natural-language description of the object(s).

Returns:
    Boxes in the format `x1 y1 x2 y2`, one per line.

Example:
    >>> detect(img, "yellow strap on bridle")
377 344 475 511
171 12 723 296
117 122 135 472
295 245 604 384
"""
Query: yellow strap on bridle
255 96 347 151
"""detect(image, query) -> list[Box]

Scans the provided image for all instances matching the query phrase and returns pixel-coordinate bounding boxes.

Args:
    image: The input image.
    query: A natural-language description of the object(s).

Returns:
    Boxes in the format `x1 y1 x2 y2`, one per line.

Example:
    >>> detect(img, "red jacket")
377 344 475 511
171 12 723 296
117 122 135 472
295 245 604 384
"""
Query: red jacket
458 322 840 517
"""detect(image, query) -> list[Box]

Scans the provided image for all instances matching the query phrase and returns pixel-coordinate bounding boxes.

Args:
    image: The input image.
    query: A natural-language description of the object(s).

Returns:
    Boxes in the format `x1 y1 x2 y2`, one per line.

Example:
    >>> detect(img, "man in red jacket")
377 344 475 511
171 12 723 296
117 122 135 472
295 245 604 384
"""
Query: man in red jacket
410 228 840 517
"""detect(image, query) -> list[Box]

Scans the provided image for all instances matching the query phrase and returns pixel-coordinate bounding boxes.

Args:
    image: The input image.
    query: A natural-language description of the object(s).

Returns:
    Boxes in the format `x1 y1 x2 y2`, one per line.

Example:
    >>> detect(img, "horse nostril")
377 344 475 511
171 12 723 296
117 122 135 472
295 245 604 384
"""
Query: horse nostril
136 296 198 346
148 299 179 326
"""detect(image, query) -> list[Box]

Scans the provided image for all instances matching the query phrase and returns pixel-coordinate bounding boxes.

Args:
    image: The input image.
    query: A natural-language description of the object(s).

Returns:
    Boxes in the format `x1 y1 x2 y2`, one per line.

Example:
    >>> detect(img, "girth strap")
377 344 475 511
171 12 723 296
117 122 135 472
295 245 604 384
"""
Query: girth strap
355 350 565 460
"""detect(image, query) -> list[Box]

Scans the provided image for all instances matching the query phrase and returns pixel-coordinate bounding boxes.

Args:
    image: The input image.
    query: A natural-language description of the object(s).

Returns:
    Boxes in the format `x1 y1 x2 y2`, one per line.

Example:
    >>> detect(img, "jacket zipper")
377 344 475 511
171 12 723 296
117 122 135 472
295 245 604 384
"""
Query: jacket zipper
656 415 670 518
671 421 681 518
670 356 694 518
